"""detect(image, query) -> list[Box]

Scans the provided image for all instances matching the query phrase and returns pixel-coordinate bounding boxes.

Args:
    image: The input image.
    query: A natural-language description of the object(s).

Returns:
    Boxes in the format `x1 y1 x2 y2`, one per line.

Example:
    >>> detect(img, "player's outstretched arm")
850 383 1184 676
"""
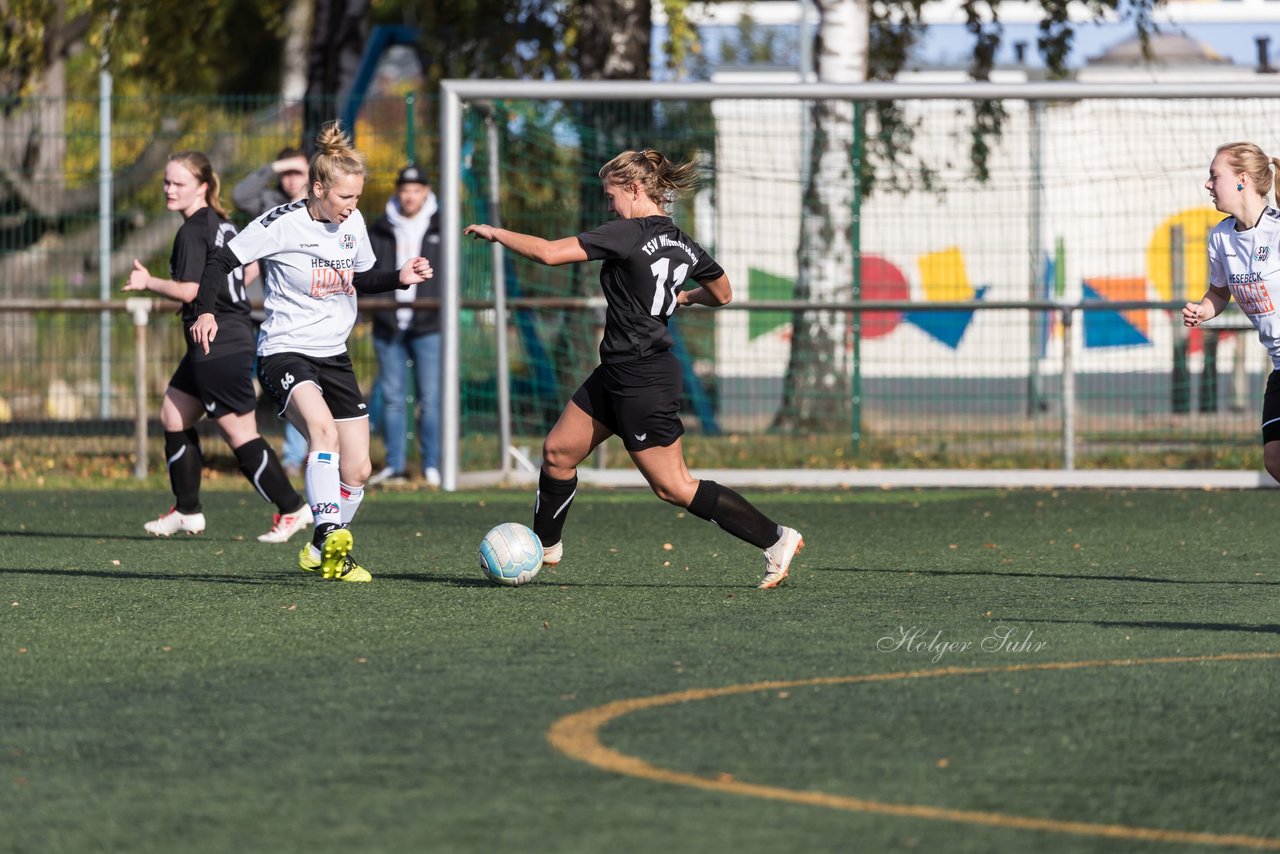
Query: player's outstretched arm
463 224 587 266
1183 285 1231 327
122 259 199 303
400 256 433 285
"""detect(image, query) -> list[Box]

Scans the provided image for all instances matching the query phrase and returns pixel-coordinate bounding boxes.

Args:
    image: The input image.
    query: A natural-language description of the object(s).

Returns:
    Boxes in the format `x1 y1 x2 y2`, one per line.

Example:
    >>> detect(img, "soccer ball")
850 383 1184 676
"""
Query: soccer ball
478 522 544 587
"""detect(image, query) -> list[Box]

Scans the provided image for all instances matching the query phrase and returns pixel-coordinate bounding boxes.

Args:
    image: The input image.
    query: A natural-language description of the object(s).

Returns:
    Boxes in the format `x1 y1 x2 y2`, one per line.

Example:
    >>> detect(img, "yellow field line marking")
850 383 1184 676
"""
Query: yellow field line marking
547 652 1280 850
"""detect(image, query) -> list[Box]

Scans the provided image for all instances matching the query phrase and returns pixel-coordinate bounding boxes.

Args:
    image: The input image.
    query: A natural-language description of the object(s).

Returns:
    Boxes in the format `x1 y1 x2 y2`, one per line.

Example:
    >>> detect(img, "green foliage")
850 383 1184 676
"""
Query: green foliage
379 0 571 86
717 7 790 67
2 0 287 99
660 0 699 74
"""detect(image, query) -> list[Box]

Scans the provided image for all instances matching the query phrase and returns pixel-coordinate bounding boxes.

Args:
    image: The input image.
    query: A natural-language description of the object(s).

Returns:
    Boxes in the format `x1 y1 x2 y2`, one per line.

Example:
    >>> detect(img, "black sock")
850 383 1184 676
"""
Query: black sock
533 469 577 548
233 437 306 513
164 429 203 514
687 480 780 549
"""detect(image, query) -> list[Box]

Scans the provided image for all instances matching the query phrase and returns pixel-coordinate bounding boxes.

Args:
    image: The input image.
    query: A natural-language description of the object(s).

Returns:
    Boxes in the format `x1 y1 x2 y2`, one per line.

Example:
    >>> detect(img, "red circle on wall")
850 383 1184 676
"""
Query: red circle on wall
859 255 909 339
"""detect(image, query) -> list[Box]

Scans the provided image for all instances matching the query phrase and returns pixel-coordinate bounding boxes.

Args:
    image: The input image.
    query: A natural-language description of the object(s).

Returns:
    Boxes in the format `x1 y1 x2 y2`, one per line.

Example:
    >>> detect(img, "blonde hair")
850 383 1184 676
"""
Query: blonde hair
168 151 228 219
598 149 701 210
1216 141 1280 198
309 120 366 193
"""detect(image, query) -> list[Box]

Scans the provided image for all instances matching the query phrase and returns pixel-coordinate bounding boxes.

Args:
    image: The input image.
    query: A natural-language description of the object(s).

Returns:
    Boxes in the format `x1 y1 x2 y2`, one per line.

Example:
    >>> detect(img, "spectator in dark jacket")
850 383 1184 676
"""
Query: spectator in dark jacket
367 164 443 486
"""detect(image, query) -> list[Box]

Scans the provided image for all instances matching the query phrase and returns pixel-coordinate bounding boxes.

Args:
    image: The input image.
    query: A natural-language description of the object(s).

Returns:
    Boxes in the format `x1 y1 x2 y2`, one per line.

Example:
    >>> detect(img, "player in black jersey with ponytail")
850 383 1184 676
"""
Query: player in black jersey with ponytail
124 151 311 543
465 149 803 589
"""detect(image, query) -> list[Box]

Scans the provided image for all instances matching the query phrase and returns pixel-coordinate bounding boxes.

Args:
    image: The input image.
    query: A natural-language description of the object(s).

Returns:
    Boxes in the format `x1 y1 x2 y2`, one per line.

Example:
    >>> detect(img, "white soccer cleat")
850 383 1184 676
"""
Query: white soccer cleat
257 504 314 544
759 527 803 589
367 466 405 486
424 466 442 487
541 540 563 567
144 508 206 537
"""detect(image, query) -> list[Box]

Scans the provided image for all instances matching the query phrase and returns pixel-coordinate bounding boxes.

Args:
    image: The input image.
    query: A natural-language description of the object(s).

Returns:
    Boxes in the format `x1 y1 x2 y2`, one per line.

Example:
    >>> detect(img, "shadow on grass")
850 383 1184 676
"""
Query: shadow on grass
811 566 1280 586
0 529 250 542
1011 617 1280 635
390 573 734 589
0 567 296 585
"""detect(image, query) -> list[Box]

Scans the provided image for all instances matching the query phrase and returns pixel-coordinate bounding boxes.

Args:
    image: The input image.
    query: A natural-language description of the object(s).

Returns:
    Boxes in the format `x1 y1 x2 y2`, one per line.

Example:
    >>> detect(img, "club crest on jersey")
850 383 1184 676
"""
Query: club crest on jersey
1256 245 1270 262
342 233 356 250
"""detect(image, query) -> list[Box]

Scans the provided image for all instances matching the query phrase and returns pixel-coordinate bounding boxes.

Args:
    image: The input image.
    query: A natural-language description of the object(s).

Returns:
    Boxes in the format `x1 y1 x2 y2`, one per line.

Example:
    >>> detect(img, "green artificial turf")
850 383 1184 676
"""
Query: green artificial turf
3 487 1277 854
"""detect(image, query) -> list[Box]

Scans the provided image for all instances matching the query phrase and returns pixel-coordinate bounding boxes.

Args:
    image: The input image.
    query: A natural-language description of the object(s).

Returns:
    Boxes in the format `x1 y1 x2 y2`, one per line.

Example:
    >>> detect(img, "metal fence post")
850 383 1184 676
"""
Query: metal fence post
1061 304 1075 471
405 91 416 162
98 57 113 419
126 298 151 479
486 112 512 478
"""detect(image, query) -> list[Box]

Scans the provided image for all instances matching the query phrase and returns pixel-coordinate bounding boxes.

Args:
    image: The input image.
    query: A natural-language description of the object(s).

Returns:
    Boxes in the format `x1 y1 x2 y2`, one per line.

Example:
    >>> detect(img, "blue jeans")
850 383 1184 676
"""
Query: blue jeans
373 329 441 473
281 421 307 467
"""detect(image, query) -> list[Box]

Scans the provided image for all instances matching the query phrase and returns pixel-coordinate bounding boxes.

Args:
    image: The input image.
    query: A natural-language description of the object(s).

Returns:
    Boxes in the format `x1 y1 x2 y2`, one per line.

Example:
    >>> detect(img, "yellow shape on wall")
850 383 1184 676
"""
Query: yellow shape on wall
1146 207 1222 302
918 246 974 302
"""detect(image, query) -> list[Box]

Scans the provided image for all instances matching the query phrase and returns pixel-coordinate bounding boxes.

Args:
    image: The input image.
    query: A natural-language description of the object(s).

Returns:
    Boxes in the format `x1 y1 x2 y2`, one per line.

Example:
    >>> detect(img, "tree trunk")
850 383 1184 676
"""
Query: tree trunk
303 0 370 147
775 0 868 432
282 0 315 101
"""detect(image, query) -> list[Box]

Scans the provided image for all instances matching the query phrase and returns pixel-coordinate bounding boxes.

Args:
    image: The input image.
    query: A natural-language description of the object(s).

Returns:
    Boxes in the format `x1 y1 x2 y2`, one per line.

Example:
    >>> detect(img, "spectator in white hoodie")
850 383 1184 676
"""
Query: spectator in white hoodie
366 165 443 487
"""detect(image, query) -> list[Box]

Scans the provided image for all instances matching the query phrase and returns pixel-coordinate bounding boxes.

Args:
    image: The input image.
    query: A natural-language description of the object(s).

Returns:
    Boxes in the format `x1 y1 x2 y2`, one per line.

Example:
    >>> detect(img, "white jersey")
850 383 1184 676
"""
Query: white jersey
228 200 376 358
1208 207 1280 368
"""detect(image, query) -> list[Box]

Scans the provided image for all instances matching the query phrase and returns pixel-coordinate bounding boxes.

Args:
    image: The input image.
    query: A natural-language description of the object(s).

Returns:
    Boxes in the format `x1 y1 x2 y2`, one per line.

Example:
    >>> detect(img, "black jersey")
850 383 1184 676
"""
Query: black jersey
171 207 254 356
577 216 725 363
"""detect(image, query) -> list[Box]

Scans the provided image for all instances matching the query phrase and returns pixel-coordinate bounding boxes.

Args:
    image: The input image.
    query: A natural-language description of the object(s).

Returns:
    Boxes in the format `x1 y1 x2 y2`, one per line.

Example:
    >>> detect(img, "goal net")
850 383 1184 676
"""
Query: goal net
438 79 1280 490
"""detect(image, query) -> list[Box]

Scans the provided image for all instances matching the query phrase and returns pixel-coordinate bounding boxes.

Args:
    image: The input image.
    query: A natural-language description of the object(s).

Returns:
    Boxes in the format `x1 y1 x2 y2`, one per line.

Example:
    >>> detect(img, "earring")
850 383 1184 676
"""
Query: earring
1238 183 1245 191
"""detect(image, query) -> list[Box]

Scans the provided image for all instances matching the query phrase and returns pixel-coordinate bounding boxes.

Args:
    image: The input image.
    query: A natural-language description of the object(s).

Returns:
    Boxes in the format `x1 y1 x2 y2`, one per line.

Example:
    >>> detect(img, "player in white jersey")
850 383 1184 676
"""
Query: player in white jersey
191 122 432 582
122 151 312 544
465 149 803 589
1185 141 1280 481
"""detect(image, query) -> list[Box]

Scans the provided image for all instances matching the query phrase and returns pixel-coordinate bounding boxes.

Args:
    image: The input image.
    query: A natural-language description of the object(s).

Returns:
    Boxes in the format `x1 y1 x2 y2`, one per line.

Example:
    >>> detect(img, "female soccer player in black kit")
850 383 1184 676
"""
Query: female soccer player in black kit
124 151 311 543
465 149 803 588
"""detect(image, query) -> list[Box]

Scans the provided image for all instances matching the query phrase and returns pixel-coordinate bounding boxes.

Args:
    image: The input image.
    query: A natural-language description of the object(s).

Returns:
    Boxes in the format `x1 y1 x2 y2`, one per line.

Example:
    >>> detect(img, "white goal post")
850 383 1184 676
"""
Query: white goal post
437 79 1280 492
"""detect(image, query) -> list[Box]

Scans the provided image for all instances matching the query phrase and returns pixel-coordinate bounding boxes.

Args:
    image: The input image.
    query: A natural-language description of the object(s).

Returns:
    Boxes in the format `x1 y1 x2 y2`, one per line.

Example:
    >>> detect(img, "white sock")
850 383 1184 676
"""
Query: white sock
339 481 365 526
305 451 342 532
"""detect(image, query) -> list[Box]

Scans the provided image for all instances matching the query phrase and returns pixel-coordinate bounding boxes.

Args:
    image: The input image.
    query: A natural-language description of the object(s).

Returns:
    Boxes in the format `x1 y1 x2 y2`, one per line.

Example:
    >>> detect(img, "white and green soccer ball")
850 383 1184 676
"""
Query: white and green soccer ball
478 522 544 587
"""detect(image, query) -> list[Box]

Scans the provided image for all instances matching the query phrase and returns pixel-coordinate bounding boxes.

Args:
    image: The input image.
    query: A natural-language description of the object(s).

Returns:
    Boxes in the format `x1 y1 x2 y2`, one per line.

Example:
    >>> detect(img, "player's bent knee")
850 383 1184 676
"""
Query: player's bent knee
542 441 581 473
308 425 340 451
1264 442 1280 483
650 482 691 508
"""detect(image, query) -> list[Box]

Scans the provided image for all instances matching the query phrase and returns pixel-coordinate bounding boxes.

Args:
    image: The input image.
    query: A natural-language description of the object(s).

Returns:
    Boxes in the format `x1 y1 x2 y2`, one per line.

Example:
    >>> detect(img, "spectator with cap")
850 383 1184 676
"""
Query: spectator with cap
367 164 443 487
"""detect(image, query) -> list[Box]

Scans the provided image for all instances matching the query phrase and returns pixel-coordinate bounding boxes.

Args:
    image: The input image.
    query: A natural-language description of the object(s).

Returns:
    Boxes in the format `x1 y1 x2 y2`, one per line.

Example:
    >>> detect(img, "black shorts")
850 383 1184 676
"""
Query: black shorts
168 349 257 419
570 351 684 451
1263 371 1280 443
257 352 368 421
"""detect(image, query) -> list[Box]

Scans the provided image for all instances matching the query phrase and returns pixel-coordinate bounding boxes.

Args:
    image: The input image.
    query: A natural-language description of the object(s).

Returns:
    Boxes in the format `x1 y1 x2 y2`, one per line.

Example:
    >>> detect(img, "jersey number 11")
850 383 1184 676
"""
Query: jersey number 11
649 257 689 317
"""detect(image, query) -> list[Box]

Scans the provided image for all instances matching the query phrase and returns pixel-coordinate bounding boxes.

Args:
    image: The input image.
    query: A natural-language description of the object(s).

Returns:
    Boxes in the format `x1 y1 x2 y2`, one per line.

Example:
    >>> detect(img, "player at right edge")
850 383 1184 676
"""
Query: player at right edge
1185 141 1280 483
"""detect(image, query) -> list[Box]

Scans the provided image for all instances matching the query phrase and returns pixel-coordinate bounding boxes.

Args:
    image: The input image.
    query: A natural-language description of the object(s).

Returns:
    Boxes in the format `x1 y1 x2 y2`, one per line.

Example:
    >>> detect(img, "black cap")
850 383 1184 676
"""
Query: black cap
396 165 428 186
